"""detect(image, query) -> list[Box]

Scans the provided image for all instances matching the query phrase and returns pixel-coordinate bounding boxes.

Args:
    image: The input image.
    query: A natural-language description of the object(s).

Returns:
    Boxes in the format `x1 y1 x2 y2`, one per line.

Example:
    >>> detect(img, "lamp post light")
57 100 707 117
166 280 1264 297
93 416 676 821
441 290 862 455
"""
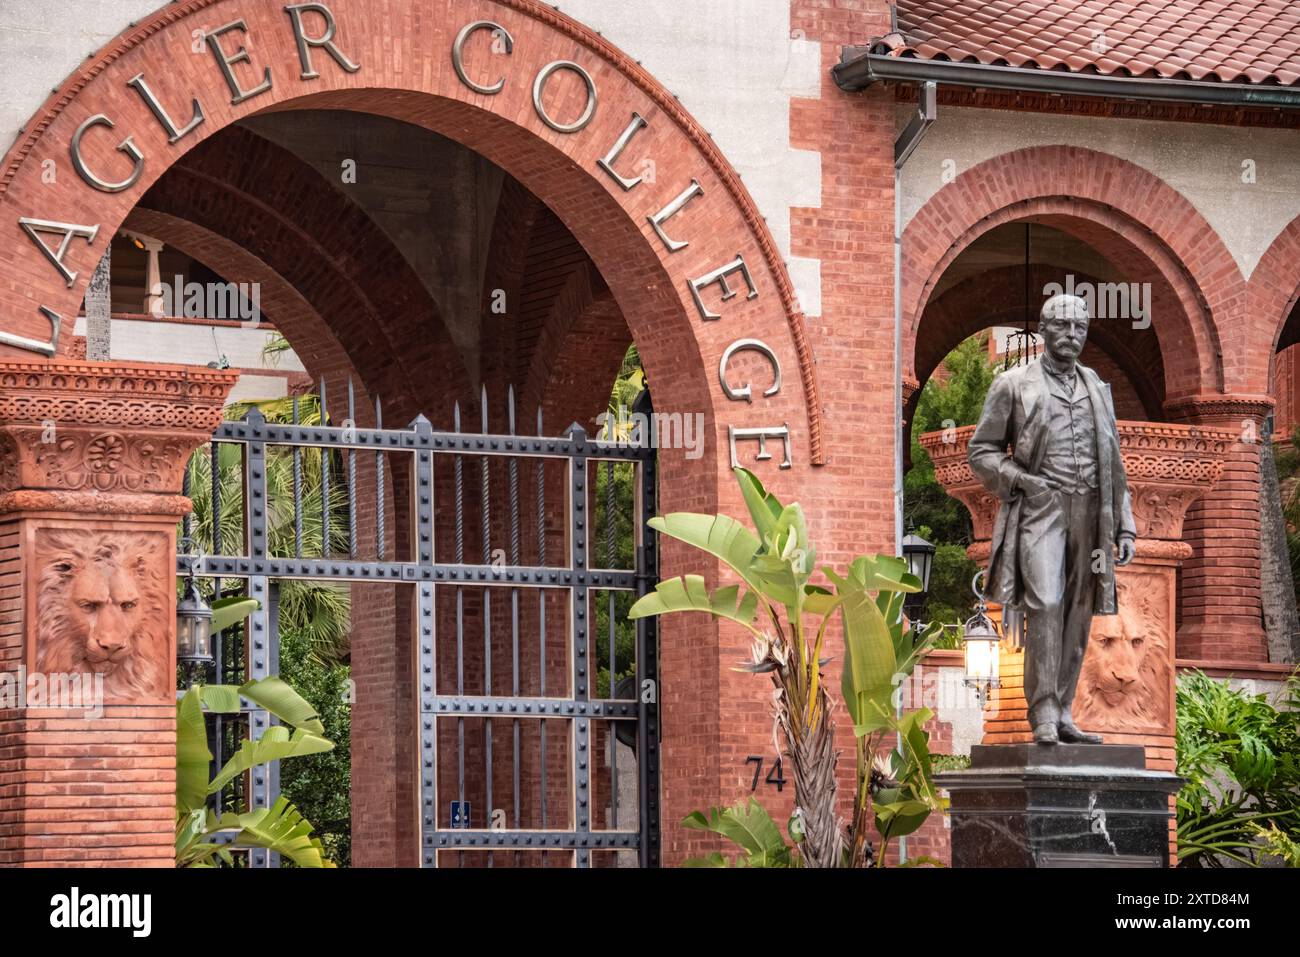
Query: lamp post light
962 571 1002 709
176 538 213 685
901 523 935 626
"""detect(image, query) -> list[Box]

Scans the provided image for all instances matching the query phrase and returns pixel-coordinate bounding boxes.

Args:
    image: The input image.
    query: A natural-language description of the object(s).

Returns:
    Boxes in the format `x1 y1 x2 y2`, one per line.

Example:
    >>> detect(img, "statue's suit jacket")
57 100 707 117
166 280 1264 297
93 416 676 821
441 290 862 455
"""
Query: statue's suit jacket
967 360 1136 615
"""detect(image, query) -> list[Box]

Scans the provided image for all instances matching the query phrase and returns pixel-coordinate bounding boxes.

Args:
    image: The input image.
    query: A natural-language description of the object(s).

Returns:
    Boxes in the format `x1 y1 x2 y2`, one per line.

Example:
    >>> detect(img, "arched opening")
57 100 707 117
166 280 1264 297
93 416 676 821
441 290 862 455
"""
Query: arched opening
131 112 647 867
904 218 1175 627
0 0 824 866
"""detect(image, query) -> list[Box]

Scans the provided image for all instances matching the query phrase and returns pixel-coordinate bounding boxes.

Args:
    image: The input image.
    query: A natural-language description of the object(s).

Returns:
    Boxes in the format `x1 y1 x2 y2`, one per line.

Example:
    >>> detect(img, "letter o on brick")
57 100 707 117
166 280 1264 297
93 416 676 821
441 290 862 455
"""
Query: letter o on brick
532 60 597 133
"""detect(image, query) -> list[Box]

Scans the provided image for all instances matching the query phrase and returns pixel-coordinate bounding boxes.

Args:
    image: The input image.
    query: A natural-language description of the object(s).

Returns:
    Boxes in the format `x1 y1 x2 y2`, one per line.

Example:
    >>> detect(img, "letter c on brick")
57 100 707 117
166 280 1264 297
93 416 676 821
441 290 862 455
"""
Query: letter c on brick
453 21 514 95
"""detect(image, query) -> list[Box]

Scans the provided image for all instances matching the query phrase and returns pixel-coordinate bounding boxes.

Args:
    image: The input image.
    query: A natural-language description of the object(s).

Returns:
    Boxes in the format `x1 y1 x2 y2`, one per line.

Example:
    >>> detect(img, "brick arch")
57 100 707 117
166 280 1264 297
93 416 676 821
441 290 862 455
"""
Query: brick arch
123 206 360 399
914 263 1165 419
903 146 1236 400
0 0 822 463
1250 213 1300 393
133 125 470 421
0 0 836 866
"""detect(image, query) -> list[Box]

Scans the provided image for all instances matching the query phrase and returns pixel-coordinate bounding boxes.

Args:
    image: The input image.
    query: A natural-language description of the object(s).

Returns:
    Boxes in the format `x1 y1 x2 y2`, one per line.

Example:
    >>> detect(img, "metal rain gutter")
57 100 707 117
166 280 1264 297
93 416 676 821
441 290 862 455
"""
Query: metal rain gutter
833 47 1300 111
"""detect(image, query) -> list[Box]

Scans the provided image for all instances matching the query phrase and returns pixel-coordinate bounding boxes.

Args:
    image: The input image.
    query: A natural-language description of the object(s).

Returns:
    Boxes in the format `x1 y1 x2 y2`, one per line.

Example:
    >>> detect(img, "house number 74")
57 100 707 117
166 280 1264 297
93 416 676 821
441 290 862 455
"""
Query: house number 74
744 755 786 792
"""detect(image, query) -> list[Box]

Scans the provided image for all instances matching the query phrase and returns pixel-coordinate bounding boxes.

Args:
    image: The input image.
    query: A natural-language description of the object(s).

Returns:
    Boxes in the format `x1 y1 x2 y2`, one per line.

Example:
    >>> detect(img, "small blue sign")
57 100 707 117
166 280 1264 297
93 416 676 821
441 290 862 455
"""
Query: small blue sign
450 801 471 829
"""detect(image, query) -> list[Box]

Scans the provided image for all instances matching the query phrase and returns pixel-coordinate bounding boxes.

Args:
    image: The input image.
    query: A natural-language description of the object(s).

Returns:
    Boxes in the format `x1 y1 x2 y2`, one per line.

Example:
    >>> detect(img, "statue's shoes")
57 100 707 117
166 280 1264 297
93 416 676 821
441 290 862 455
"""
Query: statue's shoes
1032 722 1059 745
1058 722 1103 744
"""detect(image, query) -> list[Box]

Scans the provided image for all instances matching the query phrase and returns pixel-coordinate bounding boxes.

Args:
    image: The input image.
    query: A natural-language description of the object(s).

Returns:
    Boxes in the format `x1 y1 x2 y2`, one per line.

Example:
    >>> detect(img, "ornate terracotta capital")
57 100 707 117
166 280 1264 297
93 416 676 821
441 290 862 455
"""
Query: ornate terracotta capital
0 359 237 515
0 360 237 711
919 420 1236 547
1163 393 1275 428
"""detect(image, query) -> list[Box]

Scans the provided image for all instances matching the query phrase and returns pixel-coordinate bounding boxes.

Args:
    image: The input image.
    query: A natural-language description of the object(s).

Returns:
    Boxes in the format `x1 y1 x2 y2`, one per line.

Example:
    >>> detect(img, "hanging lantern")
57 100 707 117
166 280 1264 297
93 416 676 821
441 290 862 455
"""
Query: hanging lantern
901 523 935 626
1003 223 1040 371
962 572 1002 709
901 523 936 595
176 538 213 669
176 578 213 666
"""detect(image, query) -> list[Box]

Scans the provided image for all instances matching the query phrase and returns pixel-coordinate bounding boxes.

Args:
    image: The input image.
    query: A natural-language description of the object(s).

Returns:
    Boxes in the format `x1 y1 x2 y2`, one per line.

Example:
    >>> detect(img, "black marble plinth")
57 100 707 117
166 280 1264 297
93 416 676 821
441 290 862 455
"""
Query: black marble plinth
934 743 1182 868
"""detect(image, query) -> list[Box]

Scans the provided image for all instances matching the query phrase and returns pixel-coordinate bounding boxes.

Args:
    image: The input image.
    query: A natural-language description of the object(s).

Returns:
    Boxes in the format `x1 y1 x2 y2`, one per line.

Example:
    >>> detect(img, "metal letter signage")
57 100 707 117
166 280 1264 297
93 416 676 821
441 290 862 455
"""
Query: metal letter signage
204 19 274 105
648 180 705 253
688 255 758 321
728 425 792 470
126 74 205 144
285 3 361 79
70 115 144 193
597 112 649 191
718 338 781 403
532 61 598 133
18 218 101 287
452 20 514 95
0 306 59 357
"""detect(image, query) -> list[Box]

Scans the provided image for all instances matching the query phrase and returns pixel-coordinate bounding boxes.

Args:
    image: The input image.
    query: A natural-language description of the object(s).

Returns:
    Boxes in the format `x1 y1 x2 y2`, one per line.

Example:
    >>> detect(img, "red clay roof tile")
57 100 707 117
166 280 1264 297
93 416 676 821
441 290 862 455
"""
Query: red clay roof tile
896 0 1300 85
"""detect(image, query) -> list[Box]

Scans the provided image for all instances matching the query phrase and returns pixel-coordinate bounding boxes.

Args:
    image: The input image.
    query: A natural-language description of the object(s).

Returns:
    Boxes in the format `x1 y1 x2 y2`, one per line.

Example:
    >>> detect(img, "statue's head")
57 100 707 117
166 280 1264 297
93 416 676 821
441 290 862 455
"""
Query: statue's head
1039 293 1090 363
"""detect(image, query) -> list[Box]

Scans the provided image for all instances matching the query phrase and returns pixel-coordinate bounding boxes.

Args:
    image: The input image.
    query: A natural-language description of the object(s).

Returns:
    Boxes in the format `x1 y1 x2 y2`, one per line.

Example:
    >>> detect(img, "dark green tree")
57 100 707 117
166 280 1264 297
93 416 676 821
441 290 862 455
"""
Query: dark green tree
905 334 997 628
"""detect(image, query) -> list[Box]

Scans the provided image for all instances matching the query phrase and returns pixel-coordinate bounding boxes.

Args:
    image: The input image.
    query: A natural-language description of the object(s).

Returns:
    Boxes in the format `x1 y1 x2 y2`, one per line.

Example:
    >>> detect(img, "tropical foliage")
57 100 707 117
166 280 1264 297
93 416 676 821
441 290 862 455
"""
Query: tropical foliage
186 394 351 665
1175 669 1300 867
182 394 355 862
595 345 643 698
629 467 946 867
278 626 353 866
682 799 798 868
176 677 335 867
906 334 994 628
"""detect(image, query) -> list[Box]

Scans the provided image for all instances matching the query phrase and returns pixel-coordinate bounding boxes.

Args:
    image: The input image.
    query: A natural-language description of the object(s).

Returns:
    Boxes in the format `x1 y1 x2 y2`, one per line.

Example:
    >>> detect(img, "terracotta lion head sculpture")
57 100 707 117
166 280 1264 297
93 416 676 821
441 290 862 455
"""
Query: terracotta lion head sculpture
35 529 170 702
1075 577 1170 731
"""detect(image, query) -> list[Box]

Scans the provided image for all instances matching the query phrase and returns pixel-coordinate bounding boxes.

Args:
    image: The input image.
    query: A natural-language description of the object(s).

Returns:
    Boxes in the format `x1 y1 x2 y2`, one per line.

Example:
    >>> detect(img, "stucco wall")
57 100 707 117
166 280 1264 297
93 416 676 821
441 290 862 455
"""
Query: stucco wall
900 104 1300 279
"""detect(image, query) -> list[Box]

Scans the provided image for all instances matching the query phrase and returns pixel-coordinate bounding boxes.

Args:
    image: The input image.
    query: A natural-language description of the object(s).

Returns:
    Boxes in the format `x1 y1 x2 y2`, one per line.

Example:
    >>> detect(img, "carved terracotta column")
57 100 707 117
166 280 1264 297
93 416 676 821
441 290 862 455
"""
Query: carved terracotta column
920 421 1233 769
0 359 236 865
1164 395 1274 663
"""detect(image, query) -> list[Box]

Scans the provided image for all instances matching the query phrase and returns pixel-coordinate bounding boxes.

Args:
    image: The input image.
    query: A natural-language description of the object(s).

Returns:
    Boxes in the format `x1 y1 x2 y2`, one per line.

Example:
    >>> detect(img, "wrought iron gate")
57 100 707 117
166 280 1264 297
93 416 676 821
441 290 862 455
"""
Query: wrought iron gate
180 382 661 867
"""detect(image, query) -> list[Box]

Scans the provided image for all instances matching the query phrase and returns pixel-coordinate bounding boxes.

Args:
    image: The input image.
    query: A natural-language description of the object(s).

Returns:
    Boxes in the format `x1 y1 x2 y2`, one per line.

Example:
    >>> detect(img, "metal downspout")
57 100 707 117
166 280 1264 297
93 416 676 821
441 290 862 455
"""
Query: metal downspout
892 78 935 866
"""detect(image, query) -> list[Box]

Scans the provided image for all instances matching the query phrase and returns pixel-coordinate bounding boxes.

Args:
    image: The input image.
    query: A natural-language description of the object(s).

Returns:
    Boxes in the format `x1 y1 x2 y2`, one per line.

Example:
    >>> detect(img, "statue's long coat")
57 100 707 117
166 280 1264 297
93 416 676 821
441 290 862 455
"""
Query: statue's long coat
967 361 1137 615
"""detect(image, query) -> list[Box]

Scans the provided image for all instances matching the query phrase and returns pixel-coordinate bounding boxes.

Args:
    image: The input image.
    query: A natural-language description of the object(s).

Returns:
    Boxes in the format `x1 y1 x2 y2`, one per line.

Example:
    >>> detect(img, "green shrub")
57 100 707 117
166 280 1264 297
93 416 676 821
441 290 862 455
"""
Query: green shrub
1176 670 1300 867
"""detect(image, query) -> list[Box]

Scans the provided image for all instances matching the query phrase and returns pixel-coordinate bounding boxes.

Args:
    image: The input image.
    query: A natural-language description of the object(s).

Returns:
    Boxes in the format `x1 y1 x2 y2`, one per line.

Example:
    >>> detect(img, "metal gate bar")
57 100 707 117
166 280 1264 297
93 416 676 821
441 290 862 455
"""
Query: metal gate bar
180 384 660 868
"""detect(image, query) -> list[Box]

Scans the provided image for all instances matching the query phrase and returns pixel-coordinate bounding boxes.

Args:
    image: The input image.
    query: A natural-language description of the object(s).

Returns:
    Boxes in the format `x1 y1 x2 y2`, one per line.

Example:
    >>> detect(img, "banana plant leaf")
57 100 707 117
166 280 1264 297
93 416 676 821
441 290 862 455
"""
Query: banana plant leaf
627 576 759 629
849 554 923 594
826 568 897 736
802 584 842 616
176 687 212 814
210 596 260 633
734 467 783 540
207 725 334 796
196 677 325 734
646 513 762 590
873 788 933 839
683 798 794 867
210 796 335 868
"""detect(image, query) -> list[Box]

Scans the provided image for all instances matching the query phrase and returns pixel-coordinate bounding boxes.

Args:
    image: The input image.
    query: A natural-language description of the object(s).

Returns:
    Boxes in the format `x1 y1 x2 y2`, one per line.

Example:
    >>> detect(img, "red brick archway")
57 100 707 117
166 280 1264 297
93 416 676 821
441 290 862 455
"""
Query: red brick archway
902 146 1236 401
0 0 832 866
904 146 1274 667
1252 213 1300 394
913 262 1165 420
0 0 822 459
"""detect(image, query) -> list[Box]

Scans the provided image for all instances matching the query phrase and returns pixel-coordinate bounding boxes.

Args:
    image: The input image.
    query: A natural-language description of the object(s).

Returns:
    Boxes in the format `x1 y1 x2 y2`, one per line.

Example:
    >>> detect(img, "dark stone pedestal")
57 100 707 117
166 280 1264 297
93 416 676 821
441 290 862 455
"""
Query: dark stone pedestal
934 744 1182 868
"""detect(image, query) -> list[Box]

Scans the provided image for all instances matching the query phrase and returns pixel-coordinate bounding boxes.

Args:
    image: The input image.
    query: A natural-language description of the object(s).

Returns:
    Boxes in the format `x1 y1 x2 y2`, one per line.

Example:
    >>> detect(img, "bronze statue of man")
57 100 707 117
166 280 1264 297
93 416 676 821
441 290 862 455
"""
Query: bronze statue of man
968 293 1137 745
